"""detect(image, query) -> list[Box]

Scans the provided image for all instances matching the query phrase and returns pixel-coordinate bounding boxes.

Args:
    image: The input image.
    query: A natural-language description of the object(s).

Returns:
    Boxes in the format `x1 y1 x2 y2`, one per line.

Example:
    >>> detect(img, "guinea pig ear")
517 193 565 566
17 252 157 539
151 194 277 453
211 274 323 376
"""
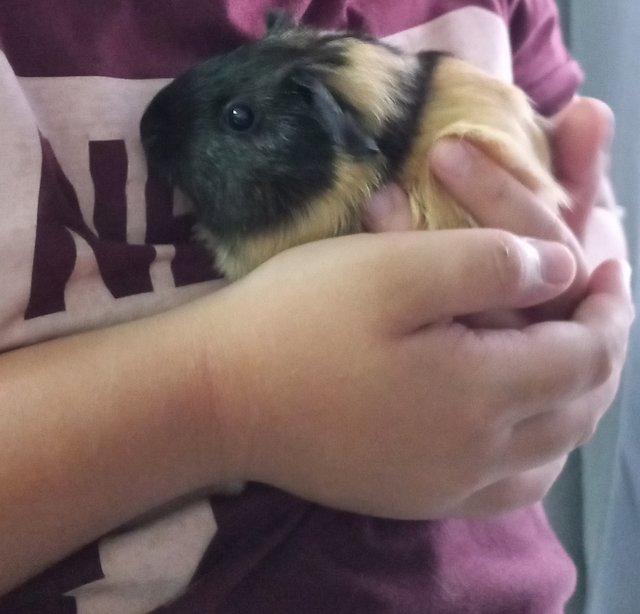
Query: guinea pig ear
265 9 297 35
292 71 380 159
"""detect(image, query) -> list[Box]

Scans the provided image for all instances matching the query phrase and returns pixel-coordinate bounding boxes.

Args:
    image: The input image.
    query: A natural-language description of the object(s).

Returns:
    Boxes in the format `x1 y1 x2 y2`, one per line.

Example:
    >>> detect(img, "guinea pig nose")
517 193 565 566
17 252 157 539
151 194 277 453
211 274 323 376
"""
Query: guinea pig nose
140 107 161 149
140 104 175 172
140 101 171 162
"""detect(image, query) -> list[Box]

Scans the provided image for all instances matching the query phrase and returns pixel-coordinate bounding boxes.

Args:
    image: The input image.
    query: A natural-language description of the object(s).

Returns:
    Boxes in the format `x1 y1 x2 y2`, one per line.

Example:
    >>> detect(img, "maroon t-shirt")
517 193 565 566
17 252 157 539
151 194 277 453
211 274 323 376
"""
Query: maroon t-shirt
0 1 582 612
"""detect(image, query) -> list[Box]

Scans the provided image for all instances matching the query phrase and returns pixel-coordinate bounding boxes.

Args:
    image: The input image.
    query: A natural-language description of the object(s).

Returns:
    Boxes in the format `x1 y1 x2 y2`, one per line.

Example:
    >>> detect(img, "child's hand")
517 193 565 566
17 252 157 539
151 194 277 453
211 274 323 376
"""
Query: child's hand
195 223 630 519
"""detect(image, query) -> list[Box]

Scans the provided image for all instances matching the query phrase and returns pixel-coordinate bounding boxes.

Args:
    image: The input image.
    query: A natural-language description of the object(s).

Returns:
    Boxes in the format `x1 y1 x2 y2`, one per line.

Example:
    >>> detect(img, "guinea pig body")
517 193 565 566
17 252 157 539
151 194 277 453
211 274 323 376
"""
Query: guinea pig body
141 10 566 280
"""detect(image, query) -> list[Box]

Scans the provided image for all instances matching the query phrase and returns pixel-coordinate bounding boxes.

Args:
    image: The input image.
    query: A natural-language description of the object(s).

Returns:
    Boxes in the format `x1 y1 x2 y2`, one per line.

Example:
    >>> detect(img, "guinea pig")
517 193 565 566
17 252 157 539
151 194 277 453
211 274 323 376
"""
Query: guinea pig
140 9 567 280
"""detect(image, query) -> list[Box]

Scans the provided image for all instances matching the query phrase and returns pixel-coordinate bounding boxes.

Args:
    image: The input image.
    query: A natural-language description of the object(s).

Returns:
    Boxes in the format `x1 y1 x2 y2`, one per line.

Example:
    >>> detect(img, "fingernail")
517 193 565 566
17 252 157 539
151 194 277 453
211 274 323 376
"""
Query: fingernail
520 238 576 285
430 139 473 178
364 183 412 231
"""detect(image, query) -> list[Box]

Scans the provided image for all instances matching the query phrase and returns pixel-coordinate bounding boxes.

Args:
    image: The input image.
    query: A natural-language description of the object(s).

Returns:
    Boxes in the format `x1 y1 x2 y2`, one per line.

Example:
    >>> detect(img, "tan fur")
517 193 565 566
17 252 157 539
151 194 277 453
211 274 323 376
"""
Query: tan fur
323 39 420 132
213 155 384 279
274 35 418 133
217 48 567 279
398 56 567 230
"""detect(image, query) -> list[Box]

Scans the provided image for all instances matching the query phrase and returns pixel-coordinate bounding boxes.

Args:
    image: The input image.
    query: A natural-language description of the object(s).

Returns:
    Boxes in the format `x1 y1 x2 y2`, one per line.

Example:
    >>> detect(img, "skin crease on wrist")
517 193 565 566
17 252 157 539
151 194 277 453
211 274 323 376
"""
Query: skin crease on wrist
0 97 633 594
0 227 576 593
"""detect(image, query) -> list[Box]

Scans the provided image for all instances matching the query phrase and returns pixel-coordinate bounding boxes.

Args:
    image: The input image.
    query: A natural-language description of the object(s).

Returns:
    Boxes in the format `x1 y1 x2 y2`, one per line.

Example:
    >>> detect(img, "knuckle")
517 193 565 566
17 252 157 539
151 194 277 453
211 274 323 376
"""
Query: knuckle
501 466 561 510
456 423 502 490
487 232 528 299
591 337 616 387
519 479 554 508
470 477 546 516
455 458 488 495
565 404 601 448
577 414 599 446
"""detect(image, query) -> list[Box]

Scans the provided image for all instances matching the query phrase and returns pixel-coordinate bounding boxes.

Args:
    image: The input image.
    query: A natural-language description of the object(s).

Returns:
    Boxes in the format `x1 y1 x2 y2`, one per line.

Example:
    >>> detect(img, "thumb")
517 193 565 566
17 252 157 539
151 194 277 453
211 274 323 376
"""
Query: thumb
362 183 415 232
374 230 576 331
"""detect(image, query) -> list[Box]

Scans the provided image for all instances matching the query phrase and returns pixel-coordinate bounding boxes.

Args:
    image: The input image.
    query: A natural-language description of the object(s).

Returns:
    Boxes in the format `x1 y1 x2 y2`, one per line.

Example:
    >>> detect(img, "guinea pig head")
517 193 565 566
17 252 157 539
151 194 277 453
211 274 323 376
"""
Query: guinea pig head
140 23 381 245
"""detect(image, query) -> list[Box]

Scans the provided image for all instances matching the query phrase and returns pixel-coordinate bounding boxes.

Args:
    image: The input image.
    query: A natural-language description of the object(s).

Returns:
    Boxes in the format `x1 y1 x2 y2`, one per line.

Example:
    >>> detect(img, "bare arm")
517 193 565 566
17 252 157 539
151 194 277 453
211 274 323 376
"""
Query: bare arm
0 98 632 596
0 297 237 591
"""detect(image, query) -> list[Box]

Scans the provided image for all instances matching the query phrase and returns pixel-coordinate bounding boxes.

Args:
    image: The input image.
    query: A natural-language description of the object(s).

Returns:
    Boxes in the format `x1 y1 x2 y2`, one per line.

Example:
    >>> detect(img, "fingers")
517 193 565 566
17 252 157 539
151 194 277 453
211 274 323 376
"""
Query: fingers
569 258 634 379
429 139 580 253
467 259 633 419
503 379 618 476
575 258 634 322
429 137 590 318
452 458 567 517
553 97 614 188
362 183 414 232
444 259 630 517
553 97 614 237
365 96 615 242
368 229 575 331
438 259 633 511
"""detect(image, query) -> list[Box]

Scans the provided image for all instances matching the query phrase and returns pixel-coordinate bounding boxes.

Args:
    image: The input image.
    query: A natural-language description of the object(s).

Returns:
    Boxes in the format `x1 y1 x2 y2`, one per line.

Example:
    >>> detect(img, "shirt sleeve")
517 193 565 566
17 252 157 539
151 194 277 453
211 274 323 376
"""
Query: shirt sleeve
507 0 583 116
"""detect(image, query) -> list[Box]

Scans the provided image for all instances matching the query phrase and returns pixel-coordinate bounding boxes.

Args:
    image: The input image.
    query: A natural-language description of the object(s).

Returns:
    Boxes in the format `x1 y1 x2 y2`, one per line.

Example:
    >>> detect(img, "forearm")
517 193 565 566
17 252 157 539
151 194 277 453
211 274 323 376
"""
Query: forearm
0 225 630 595
0 295 234 593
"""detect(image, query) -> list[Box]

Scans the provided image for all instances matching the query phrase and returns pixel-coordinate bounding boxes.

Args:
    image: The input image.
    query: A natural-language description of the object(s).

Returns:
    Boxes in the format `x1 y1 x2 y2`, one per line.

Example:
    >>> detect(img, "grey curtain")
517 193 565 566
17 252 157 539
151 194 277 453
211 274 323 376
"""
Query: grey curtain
545 3 640 613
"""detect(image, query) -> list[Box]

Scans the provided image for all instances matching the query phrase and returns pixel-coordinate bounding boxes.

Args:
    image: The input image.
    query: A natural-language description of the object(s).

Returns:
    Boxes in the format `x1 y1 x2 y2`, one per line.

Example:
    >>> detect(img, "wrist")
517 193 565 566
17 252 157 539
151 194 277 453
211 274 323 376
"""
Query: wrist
0 303 254 590
174 285 261 490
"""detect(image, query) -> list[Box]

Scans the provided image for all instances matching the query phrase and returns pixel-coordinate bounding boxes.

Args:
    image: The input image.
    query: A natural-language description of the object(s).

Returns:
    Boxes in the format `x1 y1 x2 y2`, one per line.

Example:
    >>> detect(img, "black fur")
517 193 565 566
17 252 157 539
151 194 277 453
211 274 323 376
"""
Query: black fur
140 13 433 240
141 42 341 238
265 8 297 35
378 51 442 176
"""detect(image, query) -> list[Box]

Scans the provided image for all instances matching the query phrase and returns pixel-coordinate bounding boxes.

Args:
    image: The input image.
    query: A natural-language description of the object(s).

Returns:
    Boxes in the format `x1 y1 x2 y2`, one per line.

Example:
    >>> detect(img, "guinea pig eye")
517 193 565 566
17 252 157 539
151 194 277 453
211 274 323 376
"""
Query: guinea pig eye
225 103 255 132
